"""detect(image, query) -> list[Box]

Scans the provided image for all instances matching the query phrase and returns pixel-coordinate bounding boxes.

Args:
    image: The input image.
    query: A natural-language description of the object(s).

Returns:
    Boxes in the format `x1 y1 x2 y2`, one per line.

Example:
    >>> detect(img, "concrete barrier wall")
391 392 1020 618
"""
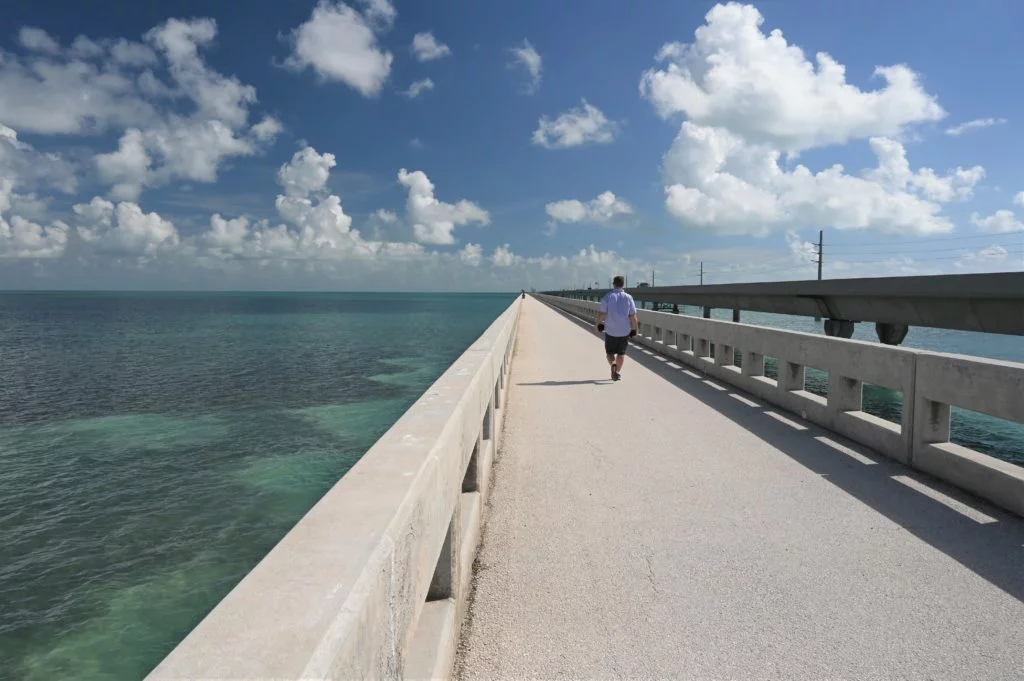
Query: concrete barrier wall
147 299 522 680
539 294 1024 518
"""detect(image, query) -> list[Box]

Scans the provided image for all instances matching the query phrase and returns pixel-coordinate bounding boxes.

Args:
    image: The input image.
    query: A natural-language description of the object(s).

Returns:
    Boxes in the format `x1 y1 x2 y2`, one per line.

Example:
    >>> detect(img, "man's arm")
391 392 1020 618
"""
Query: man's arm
629 313 638 335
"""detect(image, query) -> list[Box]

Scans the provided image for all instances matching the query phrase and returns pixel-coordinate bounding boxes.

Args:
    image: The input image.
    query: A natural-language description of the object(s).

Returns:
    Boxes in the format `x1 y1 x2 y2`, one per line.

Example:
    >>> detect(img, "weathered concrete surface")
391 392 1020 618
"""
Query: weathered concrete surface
147 301 520 680
457 297 1024 681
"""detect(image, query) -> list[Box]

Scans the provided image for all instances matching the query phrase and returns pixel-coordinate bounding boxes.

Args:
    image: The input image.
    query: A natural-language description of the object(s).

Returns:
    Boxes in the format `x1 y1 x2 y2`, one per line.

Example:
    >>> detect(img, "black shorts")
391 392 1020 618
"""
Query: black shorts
604 334 629 356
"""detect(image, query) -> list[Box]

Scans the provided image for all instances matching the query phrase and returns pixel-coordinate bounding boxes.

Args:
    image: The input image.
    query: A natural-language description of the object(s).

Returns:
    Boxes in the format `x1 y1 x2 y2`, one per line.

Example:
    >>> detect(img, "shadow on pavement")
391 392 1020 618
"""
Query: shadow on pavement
544 302 1024 603
518 379 612 386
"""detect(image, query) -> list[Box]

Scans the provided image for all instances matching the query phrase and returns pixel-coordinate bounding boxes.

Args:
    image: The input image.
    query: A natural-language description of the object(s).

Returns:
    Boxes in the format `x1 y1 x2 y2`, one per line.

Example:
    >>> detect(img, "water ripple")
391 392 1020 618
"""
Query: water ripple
0 291 514 680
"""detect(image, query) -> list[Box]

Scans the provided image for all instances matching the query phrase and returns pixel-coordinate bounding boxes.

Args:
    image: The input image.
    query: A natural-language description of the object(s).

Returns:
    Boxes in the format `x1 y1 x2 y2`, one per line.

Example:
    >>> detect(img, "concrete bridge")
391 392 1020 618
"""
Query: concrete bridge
148 294 1024 680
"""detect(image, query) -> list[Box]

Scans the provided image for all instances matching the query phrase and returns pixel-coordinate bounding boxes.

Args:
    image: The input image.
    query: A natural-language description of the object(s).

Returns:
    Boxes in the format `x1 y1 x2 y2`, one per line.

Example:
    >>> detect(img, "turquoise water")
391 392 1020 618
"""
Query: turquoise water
1 293 1021 680
0 292 513 681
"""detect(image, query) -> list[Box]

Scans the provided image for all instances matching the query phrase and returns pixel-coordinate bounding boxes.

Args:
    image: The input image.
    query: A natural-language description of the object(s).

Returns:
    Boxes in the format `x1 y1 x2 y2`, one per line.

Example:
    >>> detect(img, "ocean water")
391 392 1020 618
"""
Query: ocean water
0 292 513 681
1 293 1022 680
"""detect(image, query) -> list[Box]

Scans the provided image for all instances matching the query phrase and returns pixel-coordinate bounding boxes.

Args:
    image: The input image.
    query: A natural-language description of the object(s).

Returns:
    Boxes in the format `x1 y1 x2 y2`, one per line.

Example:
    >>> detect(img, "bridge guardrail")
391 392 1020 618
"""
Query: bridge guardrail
147 298 522 680
539 294 1024 518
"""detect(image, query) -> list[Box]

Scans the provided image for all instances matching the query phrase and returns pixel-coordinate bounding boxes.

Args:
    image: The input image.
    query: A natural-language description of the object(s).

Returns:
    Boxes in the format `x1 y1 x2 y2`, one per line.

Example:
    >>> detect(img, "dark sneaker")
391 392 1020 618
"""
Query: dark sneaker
612 368 621 381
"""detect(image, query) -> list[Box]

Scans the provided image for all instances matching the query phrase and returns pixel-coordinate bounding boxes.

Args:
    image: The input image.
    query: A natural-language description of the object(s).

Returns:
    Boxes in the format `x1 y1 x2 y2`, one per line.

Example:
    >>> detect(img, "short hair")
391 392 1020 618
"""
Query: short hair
612 275 625 288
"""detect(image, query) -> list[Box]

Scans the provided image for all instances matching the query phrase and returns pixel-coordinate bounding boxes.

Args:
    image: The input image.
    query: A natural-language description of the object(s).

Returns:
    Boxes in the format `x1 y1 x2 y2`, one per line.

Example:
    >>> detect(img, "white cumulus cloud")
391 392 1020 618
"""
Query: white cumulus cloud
411 32 451 61
94 129 152 201
277 146 336 197
945 118 1006 136
642 3 985 238
864 137 983 202
195 144 426 263
491 244 517 267
533 100 617 149
401 78 434 99
509 39 542 93
459 243 483 266
0 124 77 194
970 210 1024 234
252 116 284 142
73 197 180 256
285 0 395 97
18 27 61 55
640 2 945 153
660 123 979 236
545 191 634 225
10 17 284 200
1014 191 1024 207
0 40 157 135
398 168 490 244
0 179 69 259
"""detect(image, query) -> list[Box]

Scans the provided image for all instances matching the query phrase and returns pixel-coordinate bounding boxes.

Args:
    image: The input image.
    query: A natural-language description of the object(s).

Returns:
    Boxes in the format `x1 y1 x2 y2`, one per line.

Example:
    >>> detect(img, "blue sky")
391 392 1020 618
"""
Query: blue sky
1 0 1023 290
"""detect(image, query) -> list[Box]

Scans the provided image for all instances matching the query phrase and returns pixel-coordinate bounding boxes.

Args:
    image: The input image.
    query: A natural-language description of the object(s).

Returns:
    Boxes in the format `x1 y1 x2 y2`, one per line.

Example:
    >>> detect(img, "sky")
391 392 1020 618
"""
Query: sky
1 0 1024 291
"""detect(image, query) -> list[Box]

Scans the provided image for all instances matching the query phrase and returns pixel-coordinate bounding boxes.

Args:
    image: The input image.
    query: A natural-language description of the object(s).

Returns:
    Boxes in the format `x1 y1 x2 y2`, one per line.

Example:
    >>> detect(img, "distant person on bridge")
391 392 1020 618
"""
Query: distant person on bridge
596 275 638 381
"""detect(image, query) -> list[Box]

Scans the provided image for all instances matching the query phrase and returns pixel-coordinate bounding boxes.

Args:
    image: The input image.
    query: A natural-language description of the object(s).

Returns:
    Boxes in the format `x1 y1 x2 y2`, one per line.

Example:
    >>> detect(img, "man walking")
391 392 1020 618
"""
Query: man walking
596 275 638 381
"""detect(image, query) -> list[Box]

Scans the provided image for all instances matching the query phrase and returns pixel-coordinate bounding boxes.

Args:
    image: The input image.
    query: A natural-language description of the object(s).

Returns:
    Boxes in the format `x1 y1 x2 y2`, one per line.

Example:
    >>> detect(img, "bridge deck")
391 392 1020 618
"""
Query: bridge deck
456 297 1024 680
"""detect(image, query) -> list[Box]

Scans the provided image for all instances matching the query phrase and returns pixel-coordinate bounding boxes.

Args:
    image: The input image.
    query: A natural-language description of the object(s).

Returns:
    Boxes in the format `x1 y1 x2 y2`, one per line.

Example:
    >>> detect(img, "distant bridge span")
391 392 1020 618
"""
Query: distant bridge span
545 271 1024 341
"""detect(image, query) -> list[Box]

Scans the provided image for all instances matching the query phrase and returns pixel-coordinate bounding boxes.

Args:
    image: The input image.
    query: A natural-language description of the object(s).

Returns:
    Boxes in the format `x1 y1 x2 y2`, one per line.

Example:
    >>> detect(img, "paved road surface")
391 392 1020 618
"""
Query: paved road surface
456 297 1024 680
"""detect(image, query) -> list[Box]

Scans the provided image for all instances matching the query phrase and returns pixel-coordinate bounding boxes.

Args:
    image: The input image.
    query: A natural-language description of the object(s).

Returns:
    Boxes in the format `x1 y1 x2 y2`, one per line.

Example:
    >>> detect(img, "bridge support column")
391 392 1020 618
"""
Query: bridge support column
876 322 909 346
703 307 712 319
732 309 741 323
824 319 855 338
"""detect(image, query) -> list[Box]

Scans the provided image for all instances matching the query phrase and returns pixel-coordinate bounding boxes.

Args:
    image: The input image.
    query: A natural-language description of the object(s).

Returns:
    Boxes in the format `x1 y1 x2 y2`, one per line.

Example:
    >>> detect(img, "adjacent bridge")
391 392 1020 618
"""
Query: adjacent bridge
544 271 1024 344
149 285 1024 680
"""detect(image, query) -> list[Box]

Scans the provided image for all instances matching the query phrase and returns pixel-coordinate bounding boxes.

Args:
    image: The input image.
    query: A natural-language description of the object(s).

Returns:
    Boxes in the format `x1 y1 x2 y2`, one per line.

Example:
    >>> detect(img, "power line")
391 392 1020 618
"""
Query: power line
824 242 1024 256
835 254 996 265
826 229 1024 250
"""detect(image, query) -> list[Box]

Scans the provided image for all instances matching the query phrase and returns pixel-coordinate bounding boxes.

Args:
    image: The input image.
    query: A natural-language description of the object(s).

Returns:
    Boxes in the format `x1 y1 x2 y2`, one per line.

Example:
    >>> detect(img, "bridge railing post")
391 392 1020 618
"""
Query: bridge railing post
827 374 863 414
779 361 806 392
716 342 735 367
742 351 764 377
695 336 710 359
912 397 951 453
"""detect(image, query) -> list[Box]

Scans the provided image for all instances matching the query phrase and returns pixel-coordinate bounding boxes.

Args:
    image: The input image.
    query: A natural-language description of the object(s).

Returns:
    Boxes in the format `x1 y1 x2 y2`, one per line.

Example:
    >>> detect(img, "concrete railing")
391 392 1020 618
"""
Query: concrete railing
539 294 1024 518
147 299 522 680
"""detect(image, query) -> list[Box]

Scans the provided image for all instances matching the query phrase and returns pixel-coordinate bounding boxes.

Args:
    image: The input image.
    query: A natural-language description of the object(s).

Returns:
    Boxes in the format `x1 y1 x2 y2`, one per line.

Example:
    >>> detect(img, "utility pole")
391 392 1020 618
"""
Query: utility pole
817 229 824 281
815 229 823 322
700 261 704 286
651 269 655 287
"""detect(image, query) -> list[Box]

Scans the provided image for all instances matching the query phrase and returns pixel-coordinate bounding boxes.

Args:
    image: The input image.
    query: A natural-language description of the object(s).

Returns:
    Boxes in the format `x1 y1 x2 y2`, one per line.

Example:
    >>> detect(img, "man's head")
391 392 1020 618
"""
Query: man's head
612 275 625 288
